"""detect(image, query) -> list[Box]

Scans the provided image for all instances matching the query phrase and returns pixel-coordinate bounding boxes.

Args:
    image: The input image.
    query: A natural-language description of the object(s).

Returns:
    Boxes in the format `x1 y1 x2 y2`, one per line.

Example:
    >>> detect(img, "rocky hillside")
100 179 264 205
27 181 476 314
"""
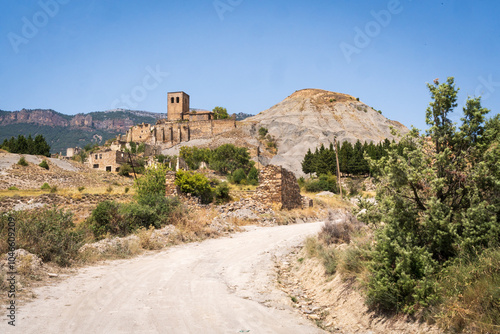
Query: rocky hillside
242 89 408 176
0 108 166 153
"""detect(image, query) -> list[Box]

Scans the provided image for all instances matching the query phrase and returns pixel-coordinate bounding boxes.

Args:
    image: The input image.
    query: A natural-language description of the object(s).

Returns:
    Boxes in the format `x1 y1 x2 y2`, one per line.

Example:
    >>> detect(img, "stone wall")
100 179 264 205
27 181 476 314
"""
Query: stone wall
165 170 178 197
280 168 304 210
126 123 153 142
253 165 303 210
121 119 236 149
212 119 237 135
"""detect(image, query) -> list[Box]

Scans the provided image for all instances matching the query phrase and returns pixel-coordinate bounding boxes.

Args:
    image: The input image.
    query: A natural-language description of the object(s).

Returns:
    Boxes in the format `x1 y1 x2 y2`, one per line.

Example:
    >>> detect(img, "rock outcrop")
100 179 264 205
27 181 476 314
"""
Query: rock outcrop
242 89 409 176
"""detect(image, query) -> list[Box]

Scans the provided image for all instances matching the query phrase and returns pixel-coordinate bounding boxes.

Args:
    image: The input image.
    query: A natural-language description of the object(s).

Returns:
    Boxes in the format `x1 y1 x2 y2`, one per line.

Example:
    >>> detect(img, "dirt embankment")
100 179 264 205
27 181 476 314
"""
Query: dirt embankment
277 247 442 334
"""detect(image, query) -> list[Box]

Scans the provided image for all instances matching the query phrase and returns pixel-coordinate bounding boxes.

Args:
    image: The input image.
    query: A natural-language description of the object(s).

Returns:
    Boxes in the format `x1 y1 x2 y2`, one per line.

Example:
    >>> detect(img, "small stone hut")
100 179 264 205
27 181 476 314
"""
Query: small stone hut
253 165 304 210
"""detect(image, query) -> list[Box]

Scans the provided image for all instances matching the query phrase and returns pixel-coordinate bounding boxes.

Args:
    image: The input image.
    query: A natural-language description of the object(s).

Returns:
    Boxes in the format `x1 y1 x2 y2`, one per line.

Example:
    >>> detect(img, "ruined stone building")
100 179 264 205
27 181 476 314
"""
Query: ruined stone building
253 165 306 210
87 149 129 172
118 91 236 148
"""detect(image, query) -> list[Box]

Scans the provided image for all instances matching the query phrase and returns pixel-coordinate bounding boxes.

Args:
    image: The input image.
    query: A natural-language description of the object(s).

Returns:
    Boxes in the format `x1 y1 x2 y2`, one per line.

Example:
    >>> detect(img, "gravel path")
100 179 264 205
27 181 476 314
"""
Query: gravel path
1 223 326 334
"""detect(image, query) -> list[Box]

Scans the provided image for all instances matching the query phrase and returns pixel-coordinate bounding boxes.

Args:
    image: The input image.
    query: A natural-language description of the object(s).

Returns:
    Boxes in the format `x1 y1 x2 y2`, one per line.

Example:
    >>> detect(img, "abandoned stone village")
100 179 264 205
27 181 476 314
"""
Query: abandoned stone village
78 91 307 210
84 91 236 172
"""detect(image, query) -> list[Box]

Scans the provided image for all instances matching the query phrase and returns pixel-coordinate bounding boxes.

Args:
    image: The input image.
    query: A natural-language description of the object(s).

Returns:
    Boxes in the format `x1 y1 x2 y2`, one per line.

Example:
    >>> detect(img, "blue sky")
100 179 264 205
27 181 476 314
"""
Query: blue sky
0 0 499 130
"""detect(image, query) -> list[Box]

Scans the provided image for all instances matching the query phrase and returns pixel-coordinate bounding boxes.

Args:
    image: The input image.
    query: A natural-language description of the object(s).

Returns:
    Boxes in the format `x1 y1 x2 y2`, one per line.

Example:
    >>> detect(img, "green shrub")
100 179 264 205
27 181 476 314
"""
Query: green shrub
214 182 230 203
231 168 247 184
321 247 339 275
7 186 19 191
87 201 124 238
124 187 130 193
41 182 51 190
39 160 49 170
134 164 168 202
50 186 58 193
304 174 338 193
120 202 158 230
78 186 85 192
175 170 213 204
247 167 259 185
258 127 268 138
106 186 113 193
86 195 180 239
17 156 28 166
347 178 362 197
118 164 132 177
0 209 85 266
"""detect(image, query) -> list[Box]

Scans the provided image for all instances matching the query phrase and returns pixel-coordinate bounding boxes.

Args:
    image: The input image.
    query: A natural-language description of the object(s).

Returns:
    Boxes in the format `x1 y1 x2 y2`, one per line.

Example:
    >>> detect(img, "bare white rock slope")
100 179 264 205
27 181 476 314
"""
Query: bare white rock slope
243 89 409 176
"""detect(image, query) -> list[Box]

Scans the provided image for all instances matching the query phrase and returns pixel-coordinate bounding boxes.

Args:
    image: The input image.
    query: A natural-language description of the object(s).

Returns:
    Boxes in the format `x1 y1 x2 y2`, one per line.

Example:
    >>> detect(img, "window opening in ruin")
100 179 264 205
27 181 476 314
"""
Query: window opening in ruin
171 97 174 103
93 164 99 169
106 166 112 172
176 97 179 103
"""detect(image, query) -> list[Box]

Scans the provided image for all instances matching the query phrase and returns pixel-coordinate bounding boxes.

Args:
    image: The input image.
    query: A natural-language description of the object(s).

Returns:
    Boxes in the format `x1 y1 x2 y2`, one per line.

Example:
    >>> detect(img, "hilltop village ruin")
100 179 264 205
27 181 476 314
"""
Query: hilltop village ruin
118 91 236 147
87 91 237 172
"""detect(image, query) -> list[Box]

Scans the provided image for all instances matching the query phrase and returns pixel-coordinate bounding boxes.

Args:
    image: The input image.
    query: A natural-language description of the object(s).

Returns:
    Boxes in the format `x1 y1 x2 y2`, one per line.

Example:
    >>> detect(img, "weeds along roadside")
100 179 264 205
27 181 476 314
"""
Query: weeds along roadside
299 199 500 334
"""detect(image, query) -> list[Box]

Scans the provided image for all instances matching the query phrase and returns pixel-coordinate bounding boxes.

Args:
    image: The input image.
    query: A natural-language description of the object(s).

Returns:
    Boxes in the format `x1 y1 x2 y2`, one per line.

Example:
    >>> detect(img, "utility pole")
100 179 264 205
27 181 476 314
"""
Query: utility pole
334 138 343 199
127 151 138 180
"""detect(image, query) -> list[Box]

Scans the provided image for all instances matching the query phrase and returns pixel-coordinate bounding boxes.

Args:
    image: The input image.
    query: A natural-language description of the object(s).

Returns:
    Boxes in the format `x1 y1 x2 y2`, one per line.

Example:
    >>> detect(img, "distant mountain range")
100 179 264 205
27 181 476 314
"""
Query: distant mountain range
0 108 253 154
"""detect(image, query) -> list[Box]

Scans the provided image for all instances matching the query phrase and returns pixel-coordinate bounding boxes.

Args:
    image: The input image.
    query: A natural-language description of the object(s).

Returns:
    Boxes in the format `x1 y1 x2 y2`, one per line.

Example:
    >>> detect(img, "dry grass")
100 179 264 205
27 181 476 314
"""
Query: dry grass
135 226 164 250
171 207 223 242
273 204 326 225
433 248 500 333
0 185 135 198
302 192 352 210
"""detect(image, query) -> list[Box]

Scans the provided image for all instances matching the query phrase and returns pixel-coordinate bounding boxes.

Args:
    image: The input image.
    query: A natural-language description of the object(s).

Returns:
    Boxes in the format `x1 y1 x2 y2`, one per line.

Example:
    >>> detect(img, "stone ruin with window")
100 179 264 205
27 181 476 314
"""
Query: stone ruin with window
87 149 129 172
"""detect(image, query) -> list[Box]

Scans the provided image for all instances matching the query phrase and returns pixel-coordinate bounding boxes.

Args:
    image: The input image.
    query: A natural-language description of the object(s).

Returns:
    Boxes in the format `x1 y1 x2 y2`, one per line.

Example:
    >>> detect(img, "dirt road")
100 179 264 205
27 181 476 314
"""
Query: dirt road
2 222 326 334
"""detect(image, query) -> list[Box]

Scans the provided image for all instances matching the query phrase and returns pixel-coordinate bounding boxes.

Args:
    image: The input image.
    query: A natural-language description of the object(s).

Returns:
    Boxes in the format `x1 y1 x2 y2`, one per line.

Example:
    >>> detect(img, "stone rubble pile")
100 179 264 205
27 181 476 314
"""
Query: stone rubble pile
215 198 277 226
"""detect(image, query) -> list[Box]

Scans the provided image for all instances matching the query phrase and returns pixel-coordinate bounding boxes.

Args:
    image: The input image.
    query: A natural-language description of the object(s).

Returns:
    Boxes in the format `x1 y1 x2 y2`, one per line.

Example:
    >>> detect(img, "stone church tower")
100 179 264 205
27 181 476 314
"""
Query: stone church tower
167 91 190 121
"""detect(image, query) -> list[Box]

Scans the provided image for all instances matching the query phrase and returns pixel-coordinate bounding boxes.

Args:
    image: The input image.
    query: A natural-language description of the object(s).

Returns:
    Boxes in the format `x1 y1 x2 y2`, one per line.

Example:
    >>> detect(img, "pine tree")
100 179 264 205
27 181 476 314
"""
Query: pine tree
301 148 315 175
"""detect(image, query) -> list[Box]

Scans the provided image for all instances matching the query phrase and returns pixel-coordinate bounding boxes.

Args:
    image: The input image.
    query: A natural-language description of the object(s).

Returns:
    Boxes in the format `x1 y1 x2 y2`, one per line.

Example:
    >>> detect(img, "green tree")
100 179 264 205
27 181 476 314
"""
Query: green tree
365 77 500 313
209 144 253 175
33 134 51 156
179 146 212 170
339 141 354 174
213 106 229 120
301 148 315 175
